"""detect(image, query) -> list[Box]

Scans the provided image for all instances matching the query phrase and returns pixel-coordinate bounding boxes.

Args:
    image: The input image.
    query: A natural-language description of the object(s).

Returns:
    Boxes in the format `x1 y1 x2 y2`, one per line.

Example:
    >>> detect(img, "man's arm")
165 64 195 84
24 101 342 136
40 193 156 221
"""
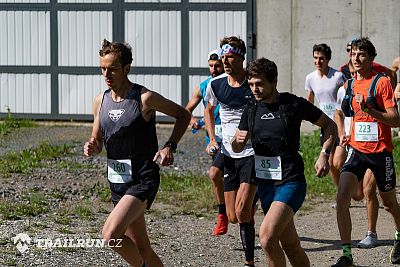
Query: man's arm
185 85 203 128
390 56 400 73
204 102 217 155
355 92 400 127
231 129 249 153
84 93 104 156
142 88 191 165
334 109 349 147
306 90 314 104
313 113 338 177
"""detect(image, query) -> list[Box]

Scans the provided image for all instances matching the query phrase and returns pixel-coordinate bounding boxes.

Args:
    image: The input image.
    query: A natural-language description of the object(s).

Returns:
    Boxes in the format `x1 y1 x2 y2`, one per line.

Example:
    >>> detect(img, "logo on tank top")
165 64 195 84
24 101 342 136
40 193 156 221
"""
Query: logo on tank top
108 109 125 122
261 113 275 120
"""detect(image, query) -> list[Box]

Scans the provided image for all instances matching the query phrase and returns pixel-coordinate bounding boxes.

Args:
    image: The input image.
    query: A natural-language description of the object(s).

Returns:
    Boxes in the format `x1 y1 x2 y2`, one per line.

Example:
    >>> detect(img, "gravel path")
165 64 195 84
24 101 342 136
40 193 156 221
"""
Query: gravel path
0 123 399 267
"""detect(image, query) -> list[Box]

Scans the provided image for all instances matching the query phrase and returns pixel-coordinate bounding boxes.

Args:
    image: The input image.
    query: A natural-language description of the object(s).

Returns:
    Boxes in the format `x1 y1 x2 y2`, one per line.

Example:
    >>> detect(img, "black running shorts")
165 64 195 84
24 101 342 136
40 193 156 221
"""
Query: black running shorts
109 163 160 209
223 155 256 192
341 147 396 192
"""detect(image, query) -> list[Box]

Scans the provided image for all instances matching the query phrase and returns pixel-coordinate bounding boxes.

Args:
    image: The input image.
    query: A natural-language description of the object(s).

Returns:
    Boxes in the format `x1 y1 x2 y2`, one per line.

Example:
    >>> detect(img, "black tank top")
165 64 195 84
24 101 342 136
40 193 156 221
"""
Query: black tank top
99 84 158 175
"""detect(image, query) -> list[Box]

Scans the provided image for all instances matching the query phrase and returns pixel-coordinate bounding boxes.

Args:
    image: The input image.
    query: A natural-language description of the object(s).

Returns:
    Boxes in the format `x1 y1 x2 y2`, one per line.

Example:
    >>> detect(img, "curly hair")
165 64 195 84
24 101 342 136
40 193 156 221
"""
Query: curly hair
351 37 377 59
99 39 133 67
246 57 277 84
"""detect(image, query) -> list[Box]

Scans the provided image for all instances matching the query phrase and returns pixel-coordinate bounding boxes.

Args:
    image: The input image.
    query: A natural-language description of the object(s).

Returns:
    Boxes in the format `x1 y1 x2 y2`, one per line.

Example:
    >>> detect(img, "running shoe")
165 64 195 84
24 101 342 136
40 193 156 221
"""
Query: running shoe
331 256 354 267
391 240 400 264
213 214 228 236
357 231 378 248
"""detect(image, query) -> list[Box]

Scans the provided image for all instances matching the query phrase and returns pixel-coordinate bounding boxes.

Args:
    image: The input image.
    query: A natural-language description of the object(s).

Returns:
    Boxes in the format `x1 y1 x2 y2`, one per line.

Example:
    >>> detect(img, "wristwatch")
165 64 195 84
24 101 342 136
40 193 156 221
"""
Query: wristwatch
163 141 177 153
321 148 331 157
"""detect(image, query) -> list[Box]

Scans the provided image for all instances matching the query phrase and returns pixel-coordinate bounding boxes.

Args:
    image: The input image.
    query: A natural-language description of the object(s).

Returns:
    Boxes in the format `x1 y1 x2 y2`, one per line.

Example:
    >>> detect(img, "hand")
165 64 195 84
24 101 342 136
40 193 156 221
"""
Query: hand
190 117 200 130
84 137 97 156
315 153 330 178
354 93 367 111
153 147 174 166
235 130 248 144
339 134 350 147
206 142 219 157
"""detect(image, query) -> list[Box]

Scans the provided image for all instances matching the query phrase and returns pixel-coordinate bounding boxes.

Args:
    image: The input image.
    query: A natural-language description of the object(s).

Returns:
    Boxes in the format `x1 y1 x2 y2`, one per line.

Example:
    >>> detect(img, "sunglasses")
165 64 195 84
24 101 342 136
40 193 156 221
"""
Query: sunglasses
346 48 351 52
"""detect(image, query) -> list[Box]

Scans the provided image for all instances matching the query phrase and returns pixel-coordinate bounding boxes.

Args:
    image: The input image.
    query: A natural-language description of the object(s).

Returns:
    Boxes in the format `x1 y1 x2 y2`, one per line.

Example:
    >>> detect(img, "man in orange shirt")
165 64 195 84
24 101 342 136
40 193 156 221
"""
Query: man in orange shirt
332 37 400 267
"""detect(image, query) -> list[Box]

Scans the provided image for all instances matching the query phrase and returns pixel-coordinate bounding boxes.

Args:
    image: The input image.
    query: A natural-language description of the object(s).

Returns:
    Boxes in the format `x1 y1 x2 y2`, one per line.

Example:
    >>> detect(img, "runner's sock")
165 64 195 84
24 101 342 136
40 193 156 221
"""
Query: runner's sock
218 204 226 215
239 222 255 262
395 230 400 240
342 243 352 261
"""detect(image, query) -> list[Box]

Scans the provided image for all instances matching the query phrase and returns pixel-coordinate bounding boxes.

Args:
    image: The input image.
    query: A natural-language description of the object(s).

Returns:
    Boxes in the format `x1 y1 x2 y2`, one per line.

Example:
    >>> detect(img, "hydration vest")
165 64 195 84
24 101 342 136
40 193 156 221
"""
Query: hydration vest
341 73 383 117
246 93 300 155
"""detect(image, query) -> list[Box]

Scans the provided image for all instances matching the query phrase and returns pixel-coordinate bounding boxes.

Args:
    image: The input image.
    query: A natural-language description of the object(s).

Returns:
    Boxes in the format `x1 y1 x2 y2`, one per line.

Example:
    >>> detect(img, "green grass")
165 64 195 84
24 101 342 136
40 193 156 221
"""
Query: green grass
0 193 48 220
0 108 36 136
157 172 214 215
0 142 72 176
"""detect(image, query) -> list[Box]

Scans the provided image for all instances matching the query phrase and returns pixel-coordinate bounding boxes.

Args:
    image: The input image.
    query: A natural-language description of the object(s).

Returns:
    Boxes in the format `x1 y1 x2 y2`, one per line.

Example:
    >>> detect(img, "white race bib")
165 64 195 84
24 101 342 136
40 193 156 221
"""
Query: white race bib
354 122 378 142
254 155 282 180
107 159 133 183
215 125 223 143
319 102 336 120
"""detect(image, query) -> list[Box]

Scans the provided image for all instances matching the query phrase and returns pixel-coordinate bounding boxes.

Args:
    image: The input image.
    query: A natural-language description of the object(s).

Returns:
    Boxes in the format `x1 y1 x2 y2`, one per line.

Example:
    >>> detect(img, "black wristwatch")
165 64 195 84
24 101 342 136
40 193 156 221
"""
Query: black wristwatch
163 141 177 153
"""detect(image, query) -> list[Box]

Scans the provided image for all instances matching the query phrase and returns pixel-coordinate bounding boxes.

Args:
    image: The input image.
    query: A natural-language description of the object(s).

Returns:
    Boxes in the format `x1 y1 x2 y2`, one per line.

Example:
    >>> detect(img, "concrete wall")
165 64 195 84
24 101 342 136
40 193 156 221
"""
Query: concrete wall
256 0 400 99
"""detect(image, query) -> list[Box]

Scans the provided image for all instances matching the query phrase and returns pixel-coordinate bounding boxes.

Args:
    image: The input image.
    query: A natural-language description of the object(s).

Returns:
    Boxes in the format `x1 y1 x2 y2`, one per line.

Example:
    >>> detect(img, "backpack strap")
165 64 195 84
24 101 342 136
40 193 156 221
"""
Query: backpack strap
247 100 258 142
368 73 383 98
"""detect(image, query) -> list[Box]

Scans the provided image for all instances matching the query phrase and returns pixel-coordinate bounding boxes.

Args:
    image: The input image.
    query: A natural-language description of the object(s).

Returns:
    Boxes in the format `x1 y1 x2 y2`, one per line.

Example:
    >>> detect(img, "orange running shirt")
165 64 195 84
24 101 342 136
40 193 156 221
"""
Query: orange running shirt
347 71 396 153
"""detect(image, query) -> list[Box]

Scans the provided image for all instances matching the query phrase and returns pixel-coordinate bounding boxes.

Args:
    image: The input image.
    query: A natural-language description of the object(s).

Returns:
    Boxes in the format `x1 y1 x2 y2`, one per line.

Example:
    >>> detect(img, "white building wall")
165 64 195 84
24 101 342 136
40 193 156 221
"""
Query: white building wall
0 73 50 113
0 11 50 65
58 11 113 66
125 11 181 67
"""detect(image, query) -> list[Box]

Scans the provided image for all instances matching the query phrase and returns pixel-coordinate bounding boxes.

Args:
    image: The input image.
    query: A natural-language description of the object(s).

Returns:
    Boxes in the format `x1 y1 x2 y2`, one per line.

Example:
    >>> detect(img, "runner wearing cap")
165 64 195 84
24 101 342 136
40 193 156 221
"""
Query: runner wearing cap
185 49 228 236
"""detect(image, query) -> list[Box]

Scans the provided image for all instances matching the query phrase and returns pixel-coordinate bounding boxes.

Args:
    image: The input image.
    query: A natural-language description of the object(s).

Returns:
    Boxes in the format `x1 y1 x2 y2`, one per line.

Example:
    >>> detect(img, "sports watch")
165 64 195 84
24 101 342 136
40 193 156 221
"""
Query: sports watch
163 141 177 153
321 148 331 157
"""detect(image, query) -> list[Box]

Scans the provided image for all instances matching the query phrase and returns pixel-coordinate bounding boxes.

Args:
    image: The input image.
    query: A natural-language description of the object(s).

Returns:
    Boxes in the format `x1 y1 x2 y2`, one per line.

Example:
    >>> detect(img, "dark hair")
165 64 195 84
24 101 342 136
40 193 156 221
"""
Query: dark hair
99 39 133 67
351 37 377 59
246 57 278 84
220 36 246 58
313 43 332 60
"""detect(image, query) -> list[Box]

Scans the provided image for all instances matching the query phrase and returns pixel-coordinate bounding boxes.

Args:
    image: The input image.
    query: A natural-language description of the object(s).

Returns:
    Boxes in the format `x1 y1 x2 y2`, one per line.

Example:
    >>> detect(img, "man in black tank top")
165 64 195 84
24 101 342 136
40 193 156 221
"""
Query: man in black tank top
231 58 337 267
84 39 190 267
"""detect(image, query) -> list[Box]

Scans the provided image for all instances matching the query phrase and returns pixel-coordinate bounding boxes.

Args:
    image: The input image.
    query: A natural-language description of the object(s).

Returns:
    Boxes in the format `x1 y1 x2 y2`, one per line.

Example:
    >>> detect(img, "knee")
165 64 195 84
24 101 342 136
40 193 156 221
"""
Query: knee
102 224 124 242
282 241 302 259
208 168 222 184
259 233 279 255
382 199 398 213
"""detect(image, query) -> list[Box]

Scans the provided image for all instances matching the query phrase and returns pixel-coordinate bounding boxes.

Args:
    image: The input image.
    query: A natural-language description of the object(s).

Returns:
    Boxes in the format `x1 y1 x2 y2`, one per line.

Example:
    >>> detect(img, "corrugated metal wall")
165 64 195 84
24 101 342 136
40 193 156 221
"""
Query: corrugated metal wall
0 0 255 120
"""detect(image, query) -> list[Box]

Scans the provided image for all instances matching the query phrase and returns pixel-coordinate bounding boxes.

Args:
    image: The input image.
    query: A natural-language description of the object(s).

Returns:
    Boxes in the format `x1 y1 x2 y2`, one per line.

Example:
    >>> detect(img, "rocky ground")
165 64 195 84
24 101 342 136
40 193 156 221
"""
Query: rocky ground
0 123 399 267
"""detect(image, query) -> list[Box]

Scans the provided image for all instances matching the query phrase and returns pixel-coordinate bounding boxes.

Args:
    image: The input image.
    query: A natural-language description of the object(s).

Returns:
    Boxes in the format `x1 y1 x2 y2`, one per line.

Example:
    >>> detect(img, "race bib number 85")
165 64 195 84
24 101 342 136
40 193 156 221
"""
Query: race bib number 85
254 155 282 180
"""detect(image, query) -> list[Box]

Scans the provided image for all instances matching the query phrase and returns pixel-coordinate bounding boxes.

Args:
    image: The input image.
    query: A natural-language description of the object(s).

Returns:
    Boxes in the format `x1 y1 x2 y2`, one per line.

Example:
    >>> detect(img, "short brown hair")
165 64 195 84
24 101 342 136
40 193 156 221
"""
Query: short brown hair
99 39 133 67
247 57 278 84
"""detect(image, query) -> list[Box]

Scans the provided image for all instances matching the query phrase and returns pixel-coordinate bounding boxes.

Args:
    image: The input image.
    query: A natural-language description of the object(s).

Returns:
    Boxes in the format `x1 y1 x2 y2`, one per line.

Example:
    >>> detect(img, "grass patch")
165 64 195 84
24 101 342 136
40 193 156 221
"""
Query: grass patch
0 142 72 176
74 205 94 220
2 257 16 266
84 182 111 202
157 172 213 214
0 108 36 136
0 193 48 220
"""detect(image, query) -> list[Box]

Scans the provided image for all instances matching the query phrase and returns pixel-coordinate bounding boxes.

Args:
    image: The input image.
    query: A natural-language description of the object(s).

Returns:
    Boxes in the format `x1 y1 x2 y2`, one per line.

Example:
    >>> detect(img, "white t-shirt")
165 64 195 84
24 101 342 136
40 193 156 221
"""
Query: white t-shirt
205 73 254 158
305 67 345 120
336 86 351 136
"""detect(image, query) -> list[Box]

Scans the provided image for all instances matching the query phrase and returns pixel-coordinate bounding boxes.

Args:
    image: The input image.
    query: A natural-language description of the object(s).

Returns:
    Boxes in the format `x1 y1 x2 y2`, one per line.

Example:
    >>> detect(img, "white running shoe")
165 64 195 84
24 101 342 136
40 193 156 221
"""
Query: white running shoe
357 231 378 248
